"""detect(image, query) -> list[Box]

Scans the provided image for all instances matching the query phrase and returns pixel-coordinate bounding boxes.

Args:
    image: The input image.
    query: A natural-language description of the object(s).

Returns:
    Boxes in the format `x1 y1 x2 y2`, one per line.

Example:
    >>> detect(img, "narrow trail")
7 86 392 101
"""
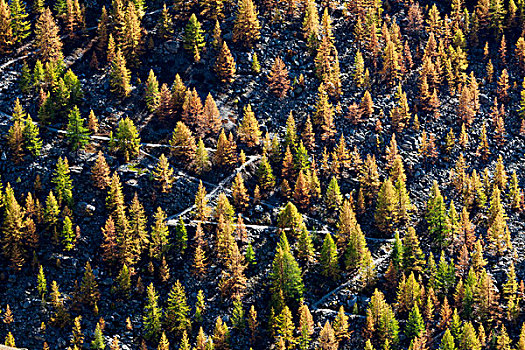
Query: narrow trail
165 155 261 224
0 110 202 149
311 240 392 310
0 4 168 75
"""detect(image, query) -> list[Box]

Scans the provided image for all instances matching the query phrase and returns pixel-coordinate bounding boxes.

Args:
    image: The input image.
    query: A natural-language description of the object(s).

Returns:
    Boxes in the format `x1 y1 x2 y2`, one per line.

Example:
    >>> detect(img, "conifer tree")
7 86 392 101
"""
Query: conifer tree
238 104 261 147
149 207 170 260
318 321 338 350
37 265 47 298
406 304 425 340
156 4 173 40
274 305 295 348
2 185 27 270
50 280 70 327
194 181 211 222
219 238 247 298
403 227 425 275
91 322 105 350
165 280 191 336
212 317 230 350
0 0 13 53
232 172 249 211
375 178 397 235
91 151 111 190
203 93 221 135
52 157 73 206
233 0 260 48
313 84 336 140
35 8 63 62
44 190 60 237
66 106 90 150
23 115 42 156
333 306 349 341
325 176 343 212
145 70 160 113
116 264 131 294
61 216 75 250
143 283 162 339
79 261 100 307
109 49 131 98
320 232 339 279
270 233 304 311
111 117 140 161
153 154 174 193
4 332 15 347
10 0 30 43
267 57 290 99
201 0 223 21
297 302 314 350
215 41 236 83
183 14 205 60
170 121 197 164
7 118 24 161
256 154 275 193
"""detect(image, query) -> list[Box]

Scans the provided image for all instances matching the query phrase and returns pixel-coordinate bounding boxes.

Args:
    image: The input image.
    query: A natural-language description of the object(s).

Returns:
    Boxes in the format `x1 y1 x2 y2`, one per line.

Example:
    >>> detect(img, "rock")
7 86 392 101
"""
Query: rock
78 202 96 216
164 40 180 54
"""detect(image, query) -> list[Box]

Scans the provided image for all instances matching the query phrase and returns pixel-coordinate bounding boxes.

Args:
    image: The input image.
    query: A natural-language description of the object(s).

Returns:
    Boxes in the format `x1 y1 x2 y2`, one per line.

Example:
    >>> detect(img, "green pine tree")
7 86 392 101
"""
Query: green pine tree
143 283 162 339
405 304 425 340
52 157 73 206
183 14 205 60
66 106 90 150
269 233 304 311
320 232 339 279
165 280 192 336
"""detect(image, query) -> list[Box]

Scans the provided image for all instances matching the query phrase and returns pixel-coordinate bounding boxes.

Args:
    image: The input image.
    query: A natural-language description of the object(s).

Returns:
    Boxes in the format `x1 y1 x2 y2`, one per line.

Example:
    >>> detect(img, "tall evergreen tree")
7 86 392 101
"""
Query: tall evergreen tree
165 280 192 336
270 233 304 311
66 106 90 150
142 283 162 340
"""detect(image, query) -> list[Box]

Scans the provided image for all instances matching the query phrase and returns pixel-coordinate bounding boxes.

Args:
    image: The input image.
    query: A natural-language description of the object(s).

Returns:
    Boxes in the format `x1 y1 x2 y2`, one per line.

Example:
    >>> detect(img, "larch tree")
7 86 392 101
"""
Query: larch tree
170 121 197 165
238 104 261 147
302 0 319 50
215 41 236 83
165 280 192 336
143 283 162 339
182 88 204 128
270 233 304 311
35 8 63 62
79 261 100 307
109 48 132 98
111 117 140 161
10 0 30 43
153 154 174 193
267 57 290 99
2 184 28 270
320 232 339 279
0 0 13 53
145 69 160 113
219 241 247 299
156 3 173 40
52 157 73 206
183 14 205 61
119 2 142 65
91 151 111 190
203 93 222 135
232 0 260 48
66 106 90 151
149 207 170 260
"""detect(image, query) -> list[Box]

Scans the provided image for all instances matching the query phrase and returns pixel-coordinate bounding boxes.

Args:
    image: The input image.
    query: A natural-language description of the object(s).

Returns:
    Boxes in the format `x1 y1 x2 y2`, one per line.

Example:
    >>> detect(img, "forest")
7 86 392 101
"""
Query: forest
1 0 525 349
